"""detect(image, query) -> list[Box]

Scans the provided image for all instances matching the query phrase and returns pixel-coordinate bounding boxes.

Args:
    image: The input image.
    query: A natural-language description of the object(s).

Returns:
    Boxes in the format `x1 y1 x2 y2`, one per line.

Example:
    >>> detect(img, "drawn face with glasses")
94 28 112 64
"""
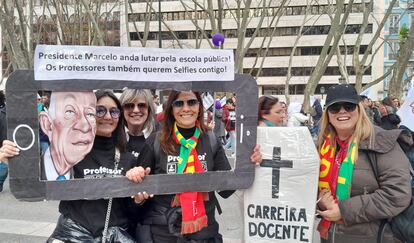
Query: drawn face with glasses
122 97 149 131
96 96 121 137
327 102 359 136
172 92 200 129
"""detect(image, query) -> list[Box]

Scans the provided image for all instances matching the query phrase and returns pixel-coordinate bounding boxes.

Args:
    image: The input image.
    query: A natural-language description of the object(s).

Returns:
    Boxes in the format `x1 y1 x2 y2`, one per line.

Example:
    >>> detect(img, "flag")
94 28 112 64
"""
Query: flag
397 87 414 131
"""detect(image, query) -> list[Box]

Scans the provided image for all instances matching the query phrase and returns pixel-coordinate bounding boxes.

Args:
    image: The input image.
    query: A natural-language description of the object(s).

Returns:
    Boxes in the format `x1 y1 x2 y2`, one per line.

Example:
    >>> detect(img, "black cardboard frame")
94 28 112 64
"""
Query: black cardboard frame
6 70 258 201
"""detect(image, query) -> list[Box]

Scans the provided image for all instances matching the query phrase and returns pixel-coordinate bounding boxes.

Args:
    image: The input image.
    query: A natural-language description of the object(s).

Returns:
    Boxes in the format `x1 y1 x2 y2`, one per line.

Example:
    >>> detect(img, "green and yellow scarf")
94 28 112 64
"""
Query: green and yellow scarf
318 133 358 239
171 122 208 235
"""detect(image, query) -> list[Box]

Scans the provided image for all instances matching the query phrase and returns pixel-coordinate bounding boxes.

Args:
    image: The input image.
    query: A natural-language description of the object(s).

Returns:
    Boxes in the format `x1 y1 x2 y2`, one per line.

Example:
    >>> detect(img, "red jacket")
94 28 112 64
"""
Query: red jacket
222 105 236 132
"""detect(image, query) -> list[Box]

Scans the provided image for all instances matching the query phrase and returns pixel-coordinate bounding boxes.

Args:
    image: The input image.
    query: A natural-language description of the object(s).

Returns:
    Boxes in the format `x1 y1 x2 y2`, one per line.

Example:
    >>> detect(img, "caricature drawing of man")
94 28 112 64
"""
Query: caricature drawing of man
39 92 97 180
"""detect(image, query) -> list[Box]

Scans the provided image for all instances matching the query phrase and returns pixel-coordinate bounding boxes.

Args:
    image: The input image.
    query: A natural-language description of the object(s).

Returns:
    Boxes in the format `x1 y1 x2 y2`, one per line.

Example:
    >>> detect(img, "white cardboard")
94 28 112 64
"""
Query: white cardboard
244 127 319 243
34 45 234 82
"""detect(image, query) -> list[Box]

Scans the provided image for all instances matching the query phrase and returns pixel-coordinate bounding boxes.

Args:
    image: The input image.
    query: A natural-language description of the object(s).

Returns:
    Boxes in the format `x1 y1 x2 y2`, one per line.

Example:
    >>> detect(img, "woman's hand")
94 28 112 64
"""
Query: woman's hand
0 140 20 163
317 188 333 211
317 203 342 222
208 120 215 130
132 191 154 205
317 189 342 222
250 144 262 166
126 166 151 183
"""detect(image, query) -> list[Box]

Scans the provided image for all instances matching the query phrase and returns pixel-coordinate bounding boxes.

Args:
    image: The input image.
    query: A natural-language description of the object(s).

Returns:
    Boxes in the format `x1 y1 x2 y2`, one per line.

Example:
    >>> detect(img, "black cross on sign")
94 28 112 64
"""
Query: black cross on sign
260 147 293 199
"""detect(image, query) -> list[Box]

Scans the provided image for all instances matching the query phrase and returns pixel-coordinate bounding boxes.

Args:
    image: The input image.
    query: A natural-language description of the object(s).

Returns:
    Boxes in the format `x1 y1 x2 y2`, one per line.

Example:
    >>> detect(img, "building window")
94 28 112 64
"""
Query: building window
128 3 366 21
388 41 399 60
389 14 400 35
130 24 371 41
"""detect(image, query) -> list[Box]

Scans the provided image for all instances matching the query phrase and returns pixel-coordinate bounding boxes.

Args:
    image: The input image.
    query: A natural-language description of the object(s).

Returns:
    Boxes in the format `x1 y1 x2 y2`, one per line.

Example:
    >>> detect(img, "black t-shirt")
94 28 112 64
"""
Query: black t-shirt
127 134 146 159
137 127 232 225
59 136 139 236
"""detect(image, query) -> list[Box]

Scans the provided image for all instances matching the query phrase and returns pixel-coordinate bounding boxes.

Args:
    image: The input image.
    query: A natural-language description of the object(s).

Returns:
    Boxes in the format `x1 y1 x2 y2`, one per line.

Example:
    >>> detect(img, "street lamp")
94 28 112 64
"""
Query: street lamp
320 86 326 100
338 76 346 84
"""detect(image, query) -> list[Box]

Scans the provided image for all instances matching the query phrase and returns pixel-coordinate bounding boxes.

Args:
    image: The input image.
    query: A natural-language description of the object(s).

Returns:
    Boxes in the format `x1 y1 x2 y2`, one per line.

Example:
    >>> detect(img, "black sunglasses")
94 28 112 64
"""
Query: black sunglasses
96 105 121 118
123 102 148 111
172 99 199 108
327 102 357 114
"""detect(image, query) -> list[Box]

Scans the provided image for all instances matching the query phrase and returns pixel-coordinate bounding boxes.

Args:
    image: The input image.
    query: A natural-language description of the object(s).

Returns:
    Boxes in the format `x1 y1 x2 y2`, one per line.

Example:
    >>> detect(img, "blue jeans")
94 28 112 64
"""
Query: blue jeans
0 162 8 191
223 131 236 155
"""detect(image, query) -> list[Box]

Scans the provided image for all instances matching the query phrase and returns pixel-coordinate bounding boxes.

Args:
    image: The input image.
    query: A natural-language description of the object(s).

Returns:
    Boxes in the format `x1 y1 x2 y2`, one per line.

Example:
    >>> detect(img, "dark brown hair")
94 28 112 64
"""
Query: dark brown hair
258 95 279 123
95 89 127 153
160 90 207 155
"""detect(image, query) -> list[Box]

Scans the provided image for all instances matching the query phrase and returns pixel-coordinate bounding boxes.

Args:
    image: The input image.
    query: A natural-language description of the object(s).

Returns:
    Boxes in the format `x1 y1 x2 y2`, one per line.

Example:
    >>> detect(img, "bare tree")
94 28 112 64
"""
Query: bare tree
387 24 414 97
302 0 354 112
350 0 397 92
0 0 118 73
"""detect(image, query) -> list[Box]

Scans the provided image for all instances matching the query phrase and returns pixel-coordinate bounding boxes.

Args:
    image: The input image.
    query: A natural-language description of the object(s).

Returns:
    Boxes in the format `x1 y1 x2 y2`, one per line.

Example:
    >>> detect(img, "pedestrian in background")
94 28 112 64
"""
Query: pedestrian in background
257 95 286 127
213 100 226 145
222 97 236 156
0 91 7 192
287 102 309 127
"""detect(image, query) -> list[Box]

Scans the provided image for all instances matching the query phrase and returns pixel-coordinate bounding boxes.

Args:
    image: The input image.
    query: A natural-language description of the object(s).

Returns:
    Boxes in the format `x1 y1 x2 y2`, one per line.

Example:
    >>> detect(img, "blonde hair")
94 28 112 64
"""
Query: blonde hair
317 103 374 151
119 89 156 134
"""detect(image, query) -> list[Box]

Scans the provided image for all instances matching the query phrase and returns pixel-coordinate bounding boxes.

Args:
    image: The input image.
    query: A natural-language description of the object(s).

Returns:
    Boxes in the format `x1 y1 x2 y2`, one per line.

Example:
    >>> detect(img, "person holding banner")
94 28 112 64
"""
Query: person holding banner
134 90 261 243
257 95 286 127
0 90 152 242
316 84 411 243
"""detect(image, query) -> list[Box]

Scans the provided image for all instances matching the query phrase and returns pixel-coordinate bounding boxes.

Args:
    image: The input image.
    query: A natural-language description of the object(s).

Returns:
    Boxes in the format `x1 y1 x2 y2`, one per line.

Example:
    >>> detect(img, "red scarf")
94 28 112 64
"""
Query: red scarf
318 136 351 239
171 124 208 234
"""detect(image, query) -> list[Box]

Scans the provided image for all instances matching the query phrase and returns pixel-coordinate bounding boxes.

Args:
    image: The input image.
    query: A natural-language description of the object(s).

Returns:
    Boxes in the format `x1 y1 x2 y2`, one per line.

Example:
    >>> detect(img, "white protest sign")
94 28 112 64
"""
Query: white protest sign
244 127 319 243
397 87 414 131
34 45 234 81
202 92 215 111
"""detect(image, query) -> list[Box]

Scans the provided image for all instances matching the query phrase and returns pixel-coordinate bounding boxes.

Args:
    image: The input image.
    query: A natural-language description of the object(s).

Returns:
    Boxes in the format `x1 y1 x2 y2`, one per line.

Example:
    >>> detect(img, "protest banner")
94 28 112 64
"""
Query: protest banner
7 46 257 202
34 45 234 81
397 87 414 131
244 127 319 243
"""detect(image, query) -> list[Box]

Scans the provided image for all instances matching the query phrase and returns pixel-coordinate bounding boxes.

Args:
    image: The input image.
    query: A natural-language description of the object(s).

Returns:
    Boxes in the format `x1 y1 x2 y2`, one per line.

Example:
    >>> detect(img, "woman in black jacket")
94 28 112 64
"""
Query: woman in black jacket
134 90 261 243
49 90 150 242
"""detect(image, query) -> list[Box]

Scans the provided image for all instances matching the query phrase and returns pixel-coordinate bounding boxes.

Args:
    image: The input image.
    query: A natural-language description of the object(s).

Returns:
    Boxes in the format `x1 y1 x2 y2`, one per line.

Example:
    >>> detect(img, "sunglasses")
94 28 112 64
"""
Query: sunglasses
96 105 121 118
172 99 199 108
123 102 148 111
327 102 357 114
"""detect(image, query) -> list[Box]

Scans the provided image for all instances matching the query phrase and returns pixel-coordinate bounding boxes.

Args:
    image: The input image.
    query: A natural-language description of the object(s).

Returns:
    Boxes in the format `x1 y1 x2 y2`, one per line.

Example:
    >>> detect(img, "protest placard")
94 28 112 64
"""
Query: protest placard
244 127 319 243
34 45 234 82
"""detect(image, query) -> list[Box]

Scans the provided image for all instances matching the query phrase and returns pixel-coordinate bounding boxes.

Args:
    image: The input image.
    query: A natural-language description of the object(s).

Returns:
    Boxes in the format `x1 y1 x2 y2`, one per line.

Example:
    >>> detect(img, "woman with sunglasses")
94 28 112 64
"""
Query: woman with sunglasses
316 84 411 243
119 89 156 159
257 95 286 127
48 90 151 242
135 90 261 243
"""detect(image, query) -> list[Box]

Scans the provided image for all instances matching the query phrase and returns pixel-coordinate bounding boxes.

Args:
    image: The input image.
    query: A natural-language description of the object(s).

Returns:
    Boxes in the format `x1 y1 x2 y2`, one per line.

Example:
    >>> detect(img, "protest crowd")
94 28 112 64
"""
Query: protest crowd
0 83 413 243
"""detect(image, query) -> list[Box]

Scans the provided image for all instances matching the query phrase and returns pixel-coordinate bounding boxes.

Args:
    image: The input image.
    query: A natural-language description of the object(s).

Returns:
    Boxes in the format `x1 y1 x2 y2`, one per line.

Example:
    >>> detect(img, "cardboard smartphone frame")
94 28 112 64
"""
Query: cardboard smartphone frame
6 70 258 201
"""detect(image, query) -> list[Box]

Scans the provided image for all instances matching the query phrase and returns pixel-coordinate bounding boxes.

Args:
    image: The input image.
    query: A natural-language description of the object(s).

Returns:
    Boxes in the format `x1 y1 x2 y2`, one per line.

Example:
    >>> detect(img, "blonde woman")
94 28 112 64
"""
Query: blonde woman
316 84 411 243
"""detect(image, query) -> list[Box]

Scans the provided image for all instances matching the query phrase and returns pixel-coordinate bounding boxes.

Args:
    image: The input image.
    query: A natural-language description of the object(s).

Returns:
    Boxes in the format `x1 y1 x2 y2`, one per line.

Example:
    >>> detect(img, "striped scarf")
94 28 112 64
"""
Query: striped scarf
171 122 208 235
318 134 358 239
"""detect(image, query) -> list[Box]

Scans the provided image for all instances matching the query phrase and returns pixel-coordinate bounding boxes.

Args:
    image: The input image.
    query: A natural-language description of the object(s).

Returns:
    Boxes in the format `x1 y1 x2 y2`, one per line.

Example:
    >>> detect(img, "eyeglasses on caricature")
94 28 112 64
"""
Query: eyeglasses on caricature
95 105 121 118
327 102 357 114
172 99 199 108
123 103 148 111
